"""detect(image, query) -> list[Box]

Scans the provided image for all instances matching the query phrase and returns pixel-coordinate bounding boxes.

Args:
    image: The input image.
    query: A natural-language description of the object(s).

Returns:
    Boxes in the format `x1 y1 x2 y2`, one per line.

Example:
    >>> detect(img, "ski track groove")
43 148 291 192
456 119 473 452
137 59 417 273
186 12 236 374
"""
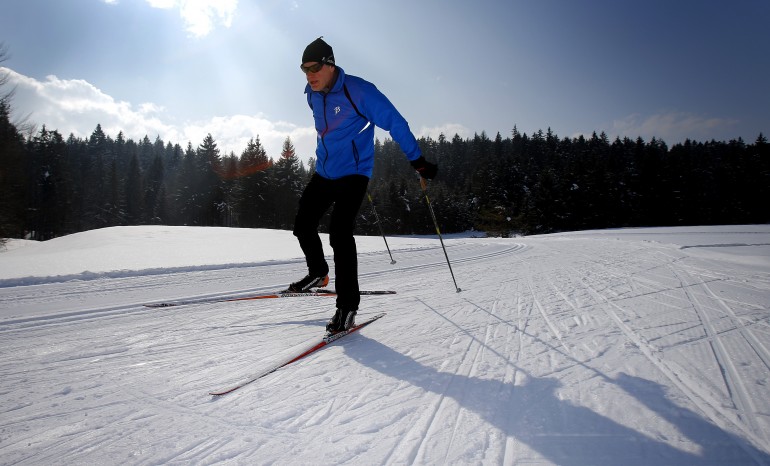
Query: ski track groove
413 304 483 464
492 282 526 464
571 261 770 454
501 281 527 465
410 319 477 464
443 288 503 464
0 243 521 334
382 266 522 464
528 278 571 356
670 266 768 444
694 272 770 371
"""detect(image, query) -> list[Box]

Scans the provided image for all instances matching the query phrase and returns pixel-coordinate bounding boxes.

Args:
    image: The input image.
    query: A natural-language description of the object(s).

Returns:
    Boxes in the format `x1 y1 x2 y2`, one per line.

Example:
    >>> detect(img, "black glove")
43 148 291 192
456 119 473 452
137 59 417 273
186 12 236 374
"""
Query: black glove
410 156 438 180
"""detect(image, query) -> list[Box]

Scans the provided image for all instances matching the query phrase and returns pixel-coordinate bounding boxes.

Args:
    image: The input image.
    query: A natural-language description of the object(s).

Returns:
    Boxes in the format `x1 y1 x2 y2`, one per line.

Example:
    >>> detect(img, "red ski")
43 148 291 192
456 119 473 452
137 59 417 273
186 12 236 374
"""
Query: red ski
209 313 386 396
144 290 395 308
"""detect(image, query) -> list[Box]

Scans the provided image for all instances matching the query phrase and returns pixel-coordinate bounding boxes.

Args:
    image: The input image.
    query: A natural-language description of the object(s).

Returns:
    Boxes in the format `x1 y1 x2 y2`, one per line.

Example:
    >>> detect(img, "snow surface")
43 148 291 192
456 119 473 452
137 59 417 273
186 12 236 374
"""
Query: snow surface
1 225 769 465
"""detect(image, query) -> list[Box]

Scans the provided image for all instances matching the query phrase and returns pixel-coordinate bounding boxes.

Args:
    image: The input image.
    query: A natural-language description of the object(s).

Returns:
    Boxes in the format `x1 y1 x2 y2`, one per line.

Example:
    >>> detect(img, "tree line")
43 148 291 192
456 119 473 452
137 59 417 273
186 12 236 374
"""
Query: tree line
367 129 769 236
2 62 768 241
2 110 768 242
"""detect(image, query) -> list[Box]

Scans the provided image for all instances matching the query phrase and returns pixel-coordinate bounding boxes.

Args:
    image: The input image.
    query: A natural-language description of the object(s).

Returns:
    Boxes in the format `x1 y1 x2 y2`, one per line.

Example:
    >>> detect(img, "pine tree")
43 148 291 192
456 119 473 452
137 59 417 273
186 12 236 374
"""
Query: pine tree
124 152 143 224
29 127 71 239
237 137 272 227
144 154 165 224
174 142 198 225
82 124 110 229
195 134 225 226
220 152 240 227
0 99 26 240
271 137 303 229
106 158 124 225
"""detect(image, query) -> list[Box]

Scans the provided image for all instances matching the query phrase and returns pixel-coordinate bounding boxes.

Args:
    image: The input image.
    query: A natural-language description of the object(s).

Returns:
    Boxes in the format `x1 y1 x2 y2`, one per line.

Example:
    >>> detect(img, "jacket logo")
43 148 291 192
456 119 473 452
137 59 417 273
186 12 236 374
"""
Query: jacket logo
334 106 341 115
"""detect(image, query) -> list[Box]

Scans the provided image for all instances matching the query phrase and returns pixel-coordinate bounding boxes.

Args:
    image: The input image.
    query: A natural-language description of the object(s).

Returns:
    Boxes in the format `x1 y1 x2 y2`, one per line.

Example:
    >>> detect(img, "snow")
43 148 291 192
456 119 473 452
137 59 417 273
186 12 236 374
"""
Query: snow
1 224 769 465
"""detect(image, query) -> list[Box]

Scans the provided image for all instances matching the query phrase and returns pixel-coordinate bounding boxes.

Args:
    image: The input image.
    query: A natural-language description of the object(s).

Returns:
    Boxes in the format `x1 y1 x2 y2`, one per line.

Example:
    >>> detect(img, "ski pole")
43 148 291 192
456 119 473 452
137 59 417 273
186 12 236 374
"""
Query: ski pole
367 192 397 264
419 178 461 292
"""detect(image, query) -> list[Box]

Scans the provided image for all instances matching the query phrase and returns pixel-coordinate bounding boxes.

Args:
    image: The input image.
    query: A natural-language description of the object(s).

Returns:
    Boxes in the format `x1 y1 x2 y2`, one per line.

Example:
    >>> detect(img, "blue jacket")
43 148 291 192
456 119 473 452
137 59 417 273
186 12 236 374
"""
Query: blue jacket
305 66 422 179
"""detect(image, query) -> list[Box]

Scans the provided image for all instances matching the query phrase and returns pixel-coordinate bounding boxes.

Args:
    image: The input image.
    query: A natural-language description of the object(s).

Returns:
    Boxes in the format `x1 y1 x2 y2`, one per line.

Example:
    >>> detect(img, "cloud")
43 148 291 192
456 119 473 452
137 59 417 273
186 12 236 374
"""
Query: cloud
177 115 317 160
610 111 740 144
2 67 315 160
145 0 238 37
2 67 469 168
416 123 472 140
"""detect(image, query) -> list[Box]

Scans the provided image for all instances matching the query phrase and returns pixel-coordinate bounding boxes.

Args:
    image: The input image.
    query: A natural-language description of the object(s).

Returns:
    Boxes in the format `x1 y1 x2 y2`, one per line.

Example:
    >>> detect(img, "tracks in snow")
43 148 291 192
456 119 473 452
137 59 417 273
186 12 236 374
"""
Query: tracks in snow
3 234 769 464
561 244 770 454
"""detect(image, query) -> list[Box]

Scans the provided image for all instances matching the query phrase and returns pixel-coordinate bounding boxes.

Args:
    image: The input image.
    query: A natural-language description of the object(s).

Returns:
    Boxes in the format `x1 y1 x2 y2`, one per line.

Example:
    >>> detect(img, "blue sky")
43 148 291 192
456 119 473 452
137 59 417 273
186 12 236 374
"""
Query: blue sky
1 0 768 160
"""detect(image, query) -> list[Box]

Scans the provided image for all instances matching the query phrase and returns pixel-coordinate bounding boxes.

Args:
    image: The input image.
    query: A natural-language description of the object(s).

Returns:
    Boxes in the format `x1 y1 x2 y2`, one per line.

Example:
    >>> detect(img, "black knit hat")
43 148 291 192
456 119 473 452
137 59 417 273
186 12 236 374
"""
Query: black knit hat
302 37 335 65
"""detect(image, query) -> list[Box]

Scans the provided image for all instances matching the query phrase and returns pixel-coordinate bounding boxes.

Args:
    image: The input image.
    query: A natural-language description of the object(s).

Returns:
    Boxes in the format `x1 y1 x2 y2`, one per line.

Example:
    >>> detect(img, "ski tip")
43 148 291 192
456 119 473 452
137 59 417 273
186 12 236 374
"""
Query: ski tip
209 385 243 396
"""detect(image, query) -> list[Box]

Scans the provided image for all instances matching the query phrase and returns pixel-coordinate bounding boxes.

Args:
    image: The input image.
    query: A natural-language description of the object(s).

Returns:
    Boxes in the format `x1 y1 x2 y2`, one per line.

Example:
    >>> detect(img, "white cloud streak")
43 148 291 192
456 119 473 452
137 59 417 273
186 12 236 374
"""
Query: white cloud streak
610 111 740 144
3 67 472 167
416 123 472 141
2 67 316 160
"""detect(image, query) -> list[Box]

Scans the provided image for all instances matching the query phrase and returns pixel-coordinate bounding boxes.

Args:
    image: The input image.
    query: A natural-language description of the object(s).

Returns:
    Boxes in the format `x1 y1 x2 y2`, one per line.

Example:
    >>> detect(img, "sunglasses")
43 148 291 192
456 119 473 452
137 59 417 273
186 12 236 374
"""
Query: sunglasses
300 59 329 74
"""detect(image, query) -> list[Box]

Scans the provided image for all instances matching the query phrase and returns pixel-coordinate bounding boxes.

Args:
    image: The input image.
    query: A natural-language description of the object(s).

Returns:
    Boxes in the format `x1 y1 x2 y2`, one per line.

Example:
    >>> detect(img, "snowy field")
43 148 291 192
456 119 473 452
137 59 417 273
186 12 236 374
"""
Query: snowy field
1 224 769 465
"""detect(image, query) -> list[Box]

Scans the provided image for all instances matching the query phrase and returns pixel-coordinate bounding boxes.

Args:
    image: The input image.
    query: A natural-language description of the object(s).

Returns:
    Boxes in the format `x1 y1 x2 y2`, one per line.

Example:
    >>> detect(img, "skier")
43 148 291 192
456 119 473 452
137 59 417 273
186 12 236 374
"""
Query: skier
288 37 437 333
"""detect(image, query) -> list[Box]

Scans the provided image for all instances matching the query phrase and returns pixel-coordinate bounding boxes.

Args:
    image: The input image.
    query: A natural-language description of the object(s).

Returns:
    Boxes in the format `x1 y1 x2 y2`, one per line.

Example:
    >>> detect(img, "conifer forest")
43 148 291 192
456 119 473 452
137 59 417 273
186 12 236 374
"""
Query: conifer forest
1 95 768 242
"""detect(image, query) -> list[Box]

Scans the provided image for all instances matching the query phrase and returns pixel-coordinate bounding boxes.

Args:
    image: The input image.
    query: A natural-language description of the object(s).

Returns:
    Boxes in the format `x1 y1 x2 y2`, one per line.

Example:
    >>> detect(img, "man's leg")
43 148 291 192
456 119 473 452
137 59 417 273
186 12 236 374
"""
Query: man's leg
293 174 332 277
328 175 369 311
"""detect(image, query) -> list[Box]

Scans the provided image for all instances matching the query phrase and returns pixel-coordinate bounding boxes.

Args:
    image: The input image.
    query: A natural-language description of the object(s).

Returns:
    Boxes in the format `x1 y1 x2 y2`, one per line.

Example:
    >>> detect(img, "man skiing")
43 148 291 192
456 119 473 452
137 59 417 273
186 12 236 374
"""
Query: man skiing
288 37 437 333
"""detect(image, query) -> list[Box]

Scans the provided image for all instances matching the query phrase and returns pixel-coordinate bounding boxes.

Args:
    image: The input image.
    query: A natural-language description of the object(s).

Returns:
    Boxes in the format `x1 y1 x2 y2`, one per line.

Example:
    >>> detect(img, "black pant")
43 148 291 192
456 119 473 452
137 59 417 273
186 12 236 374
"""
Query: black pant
293 173 369 311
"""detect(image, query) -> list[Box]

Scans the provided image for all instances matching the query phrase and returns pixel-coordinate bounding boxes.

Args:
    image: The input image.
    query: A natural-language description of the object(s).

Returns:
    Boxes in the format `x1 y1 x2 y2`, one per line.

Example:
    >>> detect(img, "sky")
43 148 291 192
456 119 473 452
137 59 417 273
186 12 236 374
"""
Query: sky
1 0 768 161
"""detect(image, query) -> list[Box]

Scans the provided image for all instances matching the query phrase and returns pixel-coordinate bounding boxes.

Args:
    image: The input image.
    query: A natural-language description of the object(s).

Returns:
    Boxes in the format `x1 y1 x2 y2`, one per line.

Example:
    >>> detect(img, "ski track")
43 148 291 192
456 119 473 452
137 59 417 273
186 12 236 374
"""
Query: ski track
671 266 768 443
1 233 770 464
561 246 770 461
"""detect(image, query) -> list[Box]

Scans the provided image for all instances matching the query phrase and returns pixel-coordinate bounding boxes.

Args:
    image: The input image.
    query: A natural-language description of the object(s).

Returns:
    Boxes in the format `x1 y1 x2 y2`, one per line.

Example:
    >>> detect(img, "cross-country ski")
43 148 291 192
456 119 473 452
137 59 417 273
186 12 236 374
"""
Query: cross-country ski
144 289 395 308
209 313 386 396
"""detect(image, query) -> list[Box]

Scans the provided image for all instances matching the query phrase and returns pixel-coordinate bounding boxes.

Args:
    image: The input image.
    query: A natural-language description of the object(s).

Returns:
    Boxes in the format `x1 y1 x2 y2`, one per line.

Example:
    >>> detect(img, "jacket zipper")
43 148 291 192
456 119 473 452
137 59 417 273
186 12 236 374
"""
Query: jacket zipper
320 93 330 171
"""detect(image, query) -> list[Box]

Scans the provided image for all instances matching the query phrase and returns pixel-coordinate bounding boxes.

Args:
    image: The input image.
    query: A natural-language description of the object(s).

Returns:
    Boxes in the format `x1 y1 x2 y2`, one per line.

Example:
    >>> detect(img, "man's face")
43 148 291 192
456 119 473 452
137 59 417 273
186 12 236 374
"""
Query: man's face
302 62 335 92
